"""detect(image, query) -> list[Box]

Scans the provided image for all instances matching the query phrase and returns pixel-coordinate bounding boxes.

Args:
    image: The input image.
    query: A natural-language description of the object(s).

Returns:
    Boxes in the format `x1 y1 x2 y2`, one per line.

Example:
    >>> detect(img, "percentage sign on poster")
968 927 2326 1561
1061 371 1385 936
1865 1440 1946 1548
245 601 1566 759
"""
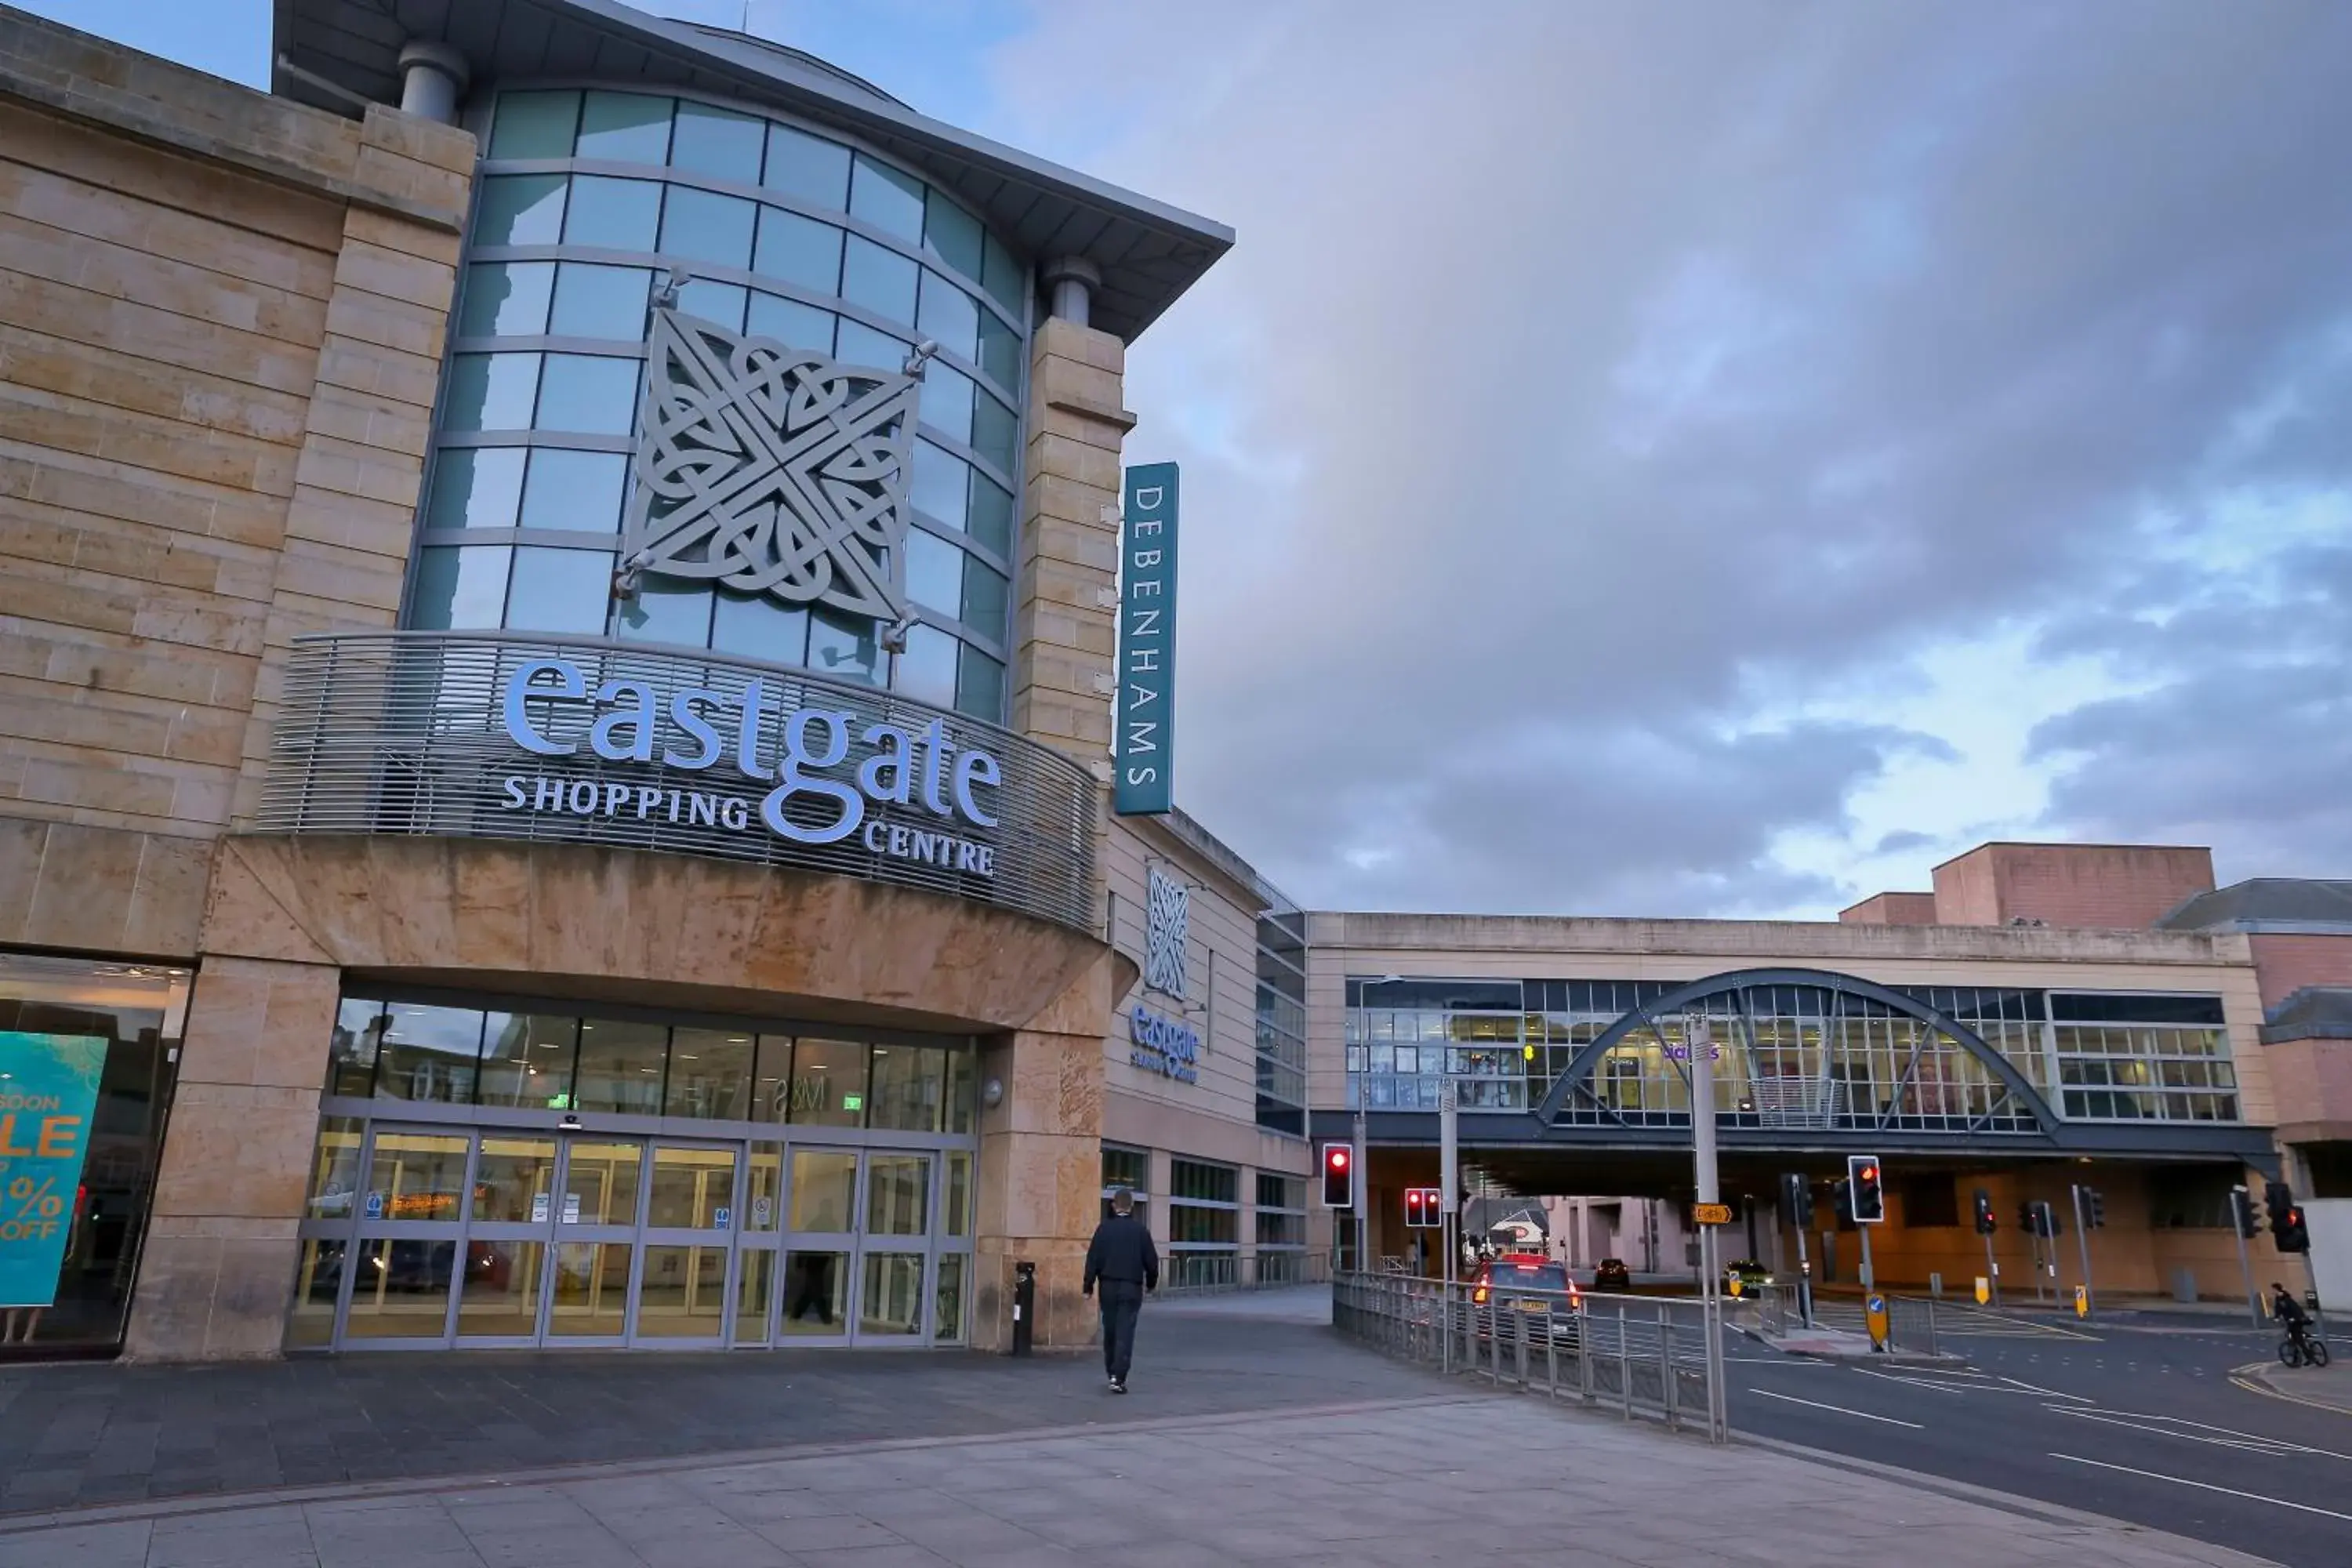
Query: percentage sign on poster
6 1174 62 1221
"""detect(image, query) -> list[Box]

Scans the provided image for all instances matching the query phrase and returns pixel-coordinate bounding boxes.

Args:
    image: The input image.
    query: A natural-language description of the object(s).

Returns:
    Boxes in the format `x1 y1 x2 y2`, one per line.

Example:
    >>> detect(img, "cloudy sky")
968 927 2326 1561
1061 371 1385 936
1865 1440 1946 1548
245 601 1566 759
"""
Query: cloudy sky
43 0 2352 918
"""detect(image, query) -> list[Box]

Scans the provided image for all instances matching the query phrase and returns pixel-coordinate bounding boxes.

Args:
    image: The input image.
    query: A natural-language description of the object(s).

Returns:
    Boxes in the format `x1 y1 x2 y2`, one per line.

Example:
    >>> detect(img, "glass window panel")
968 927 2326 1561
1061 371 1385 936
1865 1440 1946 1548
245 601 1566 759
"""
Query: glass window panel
910 440 967 530
840 234 919 325
954 646 1004 723
906 528 964 617
945 1048 977 1135
970 391 1018 477
304 1116 365 1221
459 260 554 338
477 1013 579 1109
520 448 629 533
346 1237 453 1339
833 318 906 374
560 1142 642 1228
550 262 652 339
637 1243 728 1336
968 471 1011 558
865 1154 929 1236
867 1045 946 1132
546 1241 631 1336
425 447 525 531
982 230 1026 317
661 185 757 269
922 192 984 280
444 353 540 431
746 293 833 353
945 1150 972 1237
764 123 851 209
849 154 925 241
780 1250 847 1333
753 206 843 294
374 1004 484 1105
409 545 511 630
663 1029 753 1120
787 1151 857 1232
470 1137 557 1224
859 1250 924 1336
489 90 579 159
669 100 764 181
576 91 673 163
711 589 811 666
564 175 662 250
286 1238 346 1348
364 1130 470 1220
475 174 568 245
896 624 957 707
934 1252 965 1343
328 998 386 1097
787 1037 869 1127
615 578 713 647
533 355 639 435
746 1142 782 1229
648 1144 739 1228
977 312 1020 391
456 1240 545 1338
676 278 747 331
917 272 980 362
504 546 614 635
918 361 974 445
572 1019 667 1115
808 606 881 685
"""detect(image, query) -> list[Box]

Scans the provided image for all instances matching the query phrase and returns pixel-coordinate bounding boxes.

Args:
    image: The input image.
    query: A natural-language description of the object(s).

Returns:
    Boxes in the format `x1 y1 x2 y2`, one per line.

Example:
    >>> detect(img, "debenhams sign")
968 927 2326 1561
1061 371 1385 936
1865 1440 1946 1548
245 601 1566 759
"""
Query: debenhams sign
259 633 1095 935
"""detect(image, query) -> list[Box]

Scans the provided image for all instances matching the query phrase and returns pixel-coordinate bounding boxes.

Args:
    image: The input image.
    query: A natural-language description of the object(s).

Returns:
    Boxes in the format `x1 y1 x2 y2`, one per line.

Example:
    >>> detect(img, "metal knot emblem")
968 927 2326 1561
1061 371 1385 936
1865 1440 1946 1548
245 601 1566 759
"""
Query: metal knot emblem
626 307 917 623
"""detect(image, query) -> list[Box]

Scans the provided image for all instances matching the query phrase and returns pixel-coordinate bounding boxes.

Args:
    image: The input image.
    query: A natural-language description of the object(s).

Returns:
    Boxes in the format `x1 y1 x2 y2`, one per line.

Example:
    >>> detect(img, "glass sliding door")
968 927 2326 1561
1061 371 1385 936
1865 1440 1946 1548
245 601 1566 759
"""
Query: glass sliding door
456 1133 557 1343
344 1128 470 1346
634 1141 739 1345
857 1152 930 1341
548 1139 641 1344
779 1146 856 1341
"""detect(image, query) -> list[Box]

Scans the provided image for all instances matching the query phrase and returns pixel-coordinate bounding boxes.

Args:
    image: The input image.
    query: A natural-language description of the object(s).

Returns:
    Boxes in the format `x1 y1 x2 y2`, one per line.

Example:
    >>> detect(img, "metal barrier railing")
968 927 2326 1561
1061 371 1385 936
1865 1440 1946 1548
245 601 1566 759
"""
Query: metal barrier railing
1735 1284 1940 1357
1333 1272 1726 1442
1158 1248 1330 1297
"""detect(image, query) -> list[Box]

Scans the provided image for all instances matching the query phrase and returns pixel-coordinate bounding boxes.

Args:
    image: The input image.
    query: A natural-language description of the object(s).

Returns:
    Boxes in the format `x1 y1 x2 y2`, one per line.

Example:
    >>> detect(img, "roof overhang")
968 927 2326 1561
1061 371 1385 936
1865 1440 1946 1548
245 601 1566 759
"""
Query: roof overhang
271 0 1232 343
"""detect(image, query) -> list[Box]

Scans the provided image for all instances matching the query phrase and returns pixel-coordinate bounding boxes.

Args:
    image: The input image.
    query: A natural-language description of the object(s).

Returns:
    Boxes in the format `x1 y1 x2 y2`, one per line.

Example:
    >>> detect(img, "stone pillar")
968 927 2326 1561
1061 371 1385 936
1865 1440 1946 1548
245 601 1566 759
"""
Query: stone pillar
1012 316 1131 768
124 954 340 1360
971 952 1121 1352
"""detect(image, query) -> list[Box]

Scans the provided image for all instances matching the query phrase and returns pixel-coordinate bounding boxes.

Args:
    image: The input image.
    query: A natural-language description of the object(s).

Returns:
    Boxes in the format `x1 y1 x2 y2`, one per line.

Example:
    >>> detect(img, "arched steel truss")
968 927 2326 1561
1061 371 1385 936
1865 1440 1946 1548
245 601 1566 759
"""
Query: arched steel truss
1530 967 2063 1137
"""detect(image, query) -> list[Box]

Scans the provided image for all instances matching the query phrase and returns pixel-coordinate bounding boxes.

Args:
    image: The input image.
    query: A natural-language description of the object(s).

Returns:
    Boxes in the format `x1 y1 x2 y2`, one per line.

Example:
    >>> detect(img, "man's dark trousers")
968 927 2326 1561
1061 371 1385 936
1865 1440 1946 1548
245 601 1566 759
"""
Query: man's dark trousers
1099 1279 1144 1381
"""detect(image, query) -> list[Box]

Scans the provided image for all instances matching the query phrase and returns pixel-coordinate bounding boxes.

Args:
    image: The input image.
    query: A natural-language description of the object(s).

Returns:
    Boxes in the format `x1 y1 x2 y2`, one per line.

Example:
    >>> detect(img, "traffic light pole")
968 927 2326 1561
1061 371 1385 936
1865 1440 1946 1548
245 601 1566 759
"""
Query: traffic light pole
1352 1098 1368 1276
2070 1184 2095 1321
1981 1228 2000 1308
1439 1091 1457 1374
1689 1016 1728 1443
2230 1186 2261 1328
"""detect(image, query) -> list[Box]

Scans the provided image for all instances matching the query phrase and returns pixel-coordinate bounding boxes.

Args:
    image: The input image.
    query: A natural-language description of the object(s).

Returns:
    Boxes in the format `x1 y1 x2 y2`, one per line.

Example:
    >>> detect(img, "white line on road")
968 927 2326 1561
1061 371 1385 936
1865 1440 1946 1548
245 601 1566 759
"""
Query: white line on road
1998 1375 2092 1399
1748 1388 1923 1428
1853 1369 1968 1393
2048 1404 2352 1461
2049 1454 2352 1523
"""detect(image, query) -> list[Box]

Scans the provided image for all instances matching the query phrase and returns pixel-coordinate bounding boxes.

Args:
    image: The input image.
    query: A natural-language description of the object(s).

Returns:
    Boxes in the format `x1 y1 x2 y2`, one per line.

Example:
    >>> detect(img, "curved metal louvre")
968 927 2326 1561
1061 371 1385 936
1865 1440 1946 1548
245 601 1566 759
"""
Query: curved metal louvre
256 630 1096 935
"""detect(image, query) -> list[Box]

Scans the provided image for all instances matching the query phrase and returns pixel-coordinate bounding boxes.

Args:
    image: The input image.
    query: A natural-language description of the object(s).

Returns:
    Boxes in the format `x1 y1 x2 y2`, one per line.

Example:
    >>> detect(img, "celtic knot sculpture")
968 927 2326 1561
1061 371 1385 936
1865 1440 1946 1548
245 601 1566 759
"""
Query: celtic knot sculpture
625 307 918 624
1145 864 1190 999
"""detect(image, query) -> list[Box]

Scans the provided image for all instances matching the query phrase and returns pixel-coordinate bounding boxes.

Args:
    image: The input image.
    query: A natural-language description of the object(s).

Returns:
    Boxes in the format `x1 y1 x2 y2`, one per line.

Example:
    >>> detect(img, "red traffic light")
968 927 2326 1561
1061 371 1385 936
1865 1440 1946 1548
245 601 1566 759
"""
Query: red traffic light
1327 1148 1349 1170
1858 1163 1878 1182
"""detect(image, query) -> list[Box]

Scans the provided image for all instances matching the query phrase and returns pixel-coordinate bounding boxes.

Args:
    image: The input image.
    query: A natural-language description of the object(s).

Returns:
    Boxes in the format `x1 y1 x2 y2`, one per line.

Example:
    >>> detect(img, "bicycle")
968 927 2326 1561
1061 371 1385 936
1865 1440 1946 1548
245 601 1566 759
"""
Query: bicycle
2277 1326 2332 1369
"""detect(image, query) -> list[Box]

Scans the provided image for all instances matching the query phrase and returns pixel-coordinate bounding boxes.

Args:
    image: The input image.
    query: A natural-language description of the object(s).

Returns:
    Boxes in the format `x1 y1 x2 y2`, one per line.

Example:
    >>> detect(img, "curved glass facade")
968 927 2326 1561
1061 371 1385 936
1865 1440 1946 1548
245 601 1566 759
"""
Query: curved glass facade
408 87 1029 723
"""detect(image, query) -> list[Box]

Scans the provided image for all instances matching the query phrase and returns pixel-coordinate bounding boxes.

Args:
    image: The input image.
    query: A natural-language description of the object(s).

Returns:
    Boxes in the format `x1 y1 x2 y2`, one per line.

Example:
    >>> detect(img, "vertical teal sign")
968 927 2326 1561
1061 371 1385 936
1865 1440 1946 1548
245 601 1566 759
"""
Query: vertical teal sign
1114 463 1178 815
0 1033 106 1308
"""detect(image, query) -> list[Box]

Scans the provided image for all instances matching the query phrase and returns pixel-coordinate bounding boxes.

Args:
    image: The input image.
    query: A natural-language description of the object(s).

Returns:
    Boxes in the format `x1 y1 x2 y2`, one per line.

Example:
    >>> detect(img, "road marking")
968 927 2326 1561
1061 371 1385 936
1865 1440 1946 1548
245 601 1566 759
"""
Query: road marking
1997 1375 2092 1400
2046 1405 2314 1457
1748 1388 1923 1428
2049 1454 2352 1523
1853 1368 1968 1393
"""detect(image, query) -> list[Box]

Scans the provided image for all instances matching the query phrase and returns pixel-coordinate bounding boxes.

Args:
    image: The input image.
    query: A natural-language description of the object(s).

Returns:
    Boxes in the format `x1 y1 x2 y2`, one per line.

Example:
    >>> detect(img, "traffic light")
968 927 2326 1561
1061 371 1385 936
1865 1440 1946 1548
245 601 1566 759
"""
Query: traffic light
1973 1189 1996 1236
2269 1180 2311 1254
2036 1200 2062 1239
2231 1185 2259 1239
1404 1186 1440 1229
1319 1142 1353 1209
2081 1187 2106 1229
1780 1172 1813 1227
1847 1155 1885 1224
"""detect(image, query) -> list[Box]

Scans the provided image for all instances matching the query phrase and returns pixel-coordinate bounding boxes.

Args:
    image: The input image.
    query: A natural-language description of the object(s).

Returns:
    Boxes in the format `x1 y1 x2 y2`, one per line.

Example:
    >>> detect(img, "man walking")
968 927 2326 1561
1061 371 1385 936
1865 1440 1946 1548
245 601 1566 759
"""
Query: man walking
1083 1185 1158 1392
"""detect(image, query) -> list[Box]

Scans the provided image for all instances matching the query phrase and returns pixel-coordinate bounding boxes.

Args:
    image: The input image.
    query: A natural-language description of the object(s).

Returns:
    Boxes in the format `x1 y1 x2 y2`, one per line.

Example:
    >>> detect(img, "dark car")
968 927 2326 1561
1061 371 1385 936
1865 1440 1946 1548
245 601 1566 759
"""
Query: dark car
1592 1258 1632 1292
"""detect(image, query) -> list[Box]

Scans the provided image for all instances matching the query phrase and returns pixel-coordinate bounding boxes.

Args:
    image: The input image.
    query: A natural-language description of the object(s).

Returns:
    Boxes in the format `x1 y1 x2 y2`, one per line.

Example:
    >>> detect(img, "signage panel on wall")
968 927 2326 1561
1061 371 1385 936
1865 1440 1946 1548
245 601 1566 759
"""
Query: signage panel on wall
255 633 1100 937
0 1033 106 1310
1114 463 1178 816
1128 1005 1200 1084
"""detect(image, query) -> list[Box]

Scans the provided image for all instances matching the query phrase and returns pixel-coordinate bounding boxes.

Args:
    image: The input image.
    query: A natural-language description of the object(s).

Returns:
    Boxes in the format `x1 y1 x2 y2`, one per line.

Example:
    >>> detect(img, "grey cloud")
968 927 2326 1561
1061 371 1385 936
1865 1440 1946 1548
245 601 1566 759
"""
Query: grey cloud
975 1 2352 911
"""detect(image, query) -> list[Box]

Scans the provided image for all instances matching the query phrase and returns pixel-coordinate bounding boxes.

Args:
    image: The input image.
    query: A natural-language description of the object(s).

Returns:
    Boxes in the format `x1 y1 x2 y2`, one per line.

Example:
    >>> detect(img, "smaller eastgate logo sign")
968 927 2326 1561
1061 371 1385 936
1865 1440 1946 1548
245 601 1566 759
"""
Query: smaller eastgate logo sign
499 658 1003 876
1127 1004 1200 1085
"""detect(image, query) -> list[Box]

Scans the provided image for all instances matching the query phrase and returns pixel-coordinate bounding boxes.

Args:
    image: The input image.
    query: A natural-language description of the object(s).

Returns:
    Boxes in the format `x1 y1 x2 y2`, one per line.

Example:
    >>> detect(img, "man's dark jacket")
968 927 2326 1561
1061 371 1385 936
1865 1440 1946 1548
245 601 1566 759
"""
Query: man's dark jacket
1083 1213 1159 1294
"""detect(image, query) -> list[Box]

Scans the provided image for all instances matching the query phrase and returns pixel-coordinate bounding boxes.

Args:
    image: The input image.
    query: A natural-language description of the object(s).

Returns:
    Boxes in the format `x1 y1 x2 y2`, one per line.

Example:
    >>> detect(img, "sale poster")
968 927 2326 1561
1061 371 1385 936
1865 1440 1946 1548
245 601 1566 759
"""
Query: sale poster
0 1033 107 1309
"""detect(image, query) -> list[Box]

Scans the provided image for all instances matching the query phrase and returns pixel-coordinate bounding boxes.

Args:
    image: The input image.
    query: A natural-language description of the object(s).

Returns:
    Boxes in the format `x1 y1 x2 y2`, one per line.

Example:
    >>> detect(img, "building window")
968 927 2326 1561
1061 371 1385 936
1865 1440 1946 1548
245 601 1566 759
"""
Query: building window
421 86 1029 725
1254 1172 1305 1249
2147 1167 2239 1229
2049 993 2238 1123
1101 1144 1149 1222
1254 895 1308 1136
1167 1157 1240 1287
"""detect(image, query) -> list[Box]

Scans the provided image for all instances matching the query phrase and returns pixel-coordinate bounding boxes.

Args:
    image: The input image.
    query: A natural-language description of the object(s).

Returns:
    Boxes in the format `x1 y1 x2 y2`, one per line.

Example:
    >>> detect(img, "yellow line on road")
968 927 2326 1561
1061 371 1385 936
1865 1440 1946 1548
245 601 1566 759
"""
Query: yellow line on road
2228 1361 2352 1418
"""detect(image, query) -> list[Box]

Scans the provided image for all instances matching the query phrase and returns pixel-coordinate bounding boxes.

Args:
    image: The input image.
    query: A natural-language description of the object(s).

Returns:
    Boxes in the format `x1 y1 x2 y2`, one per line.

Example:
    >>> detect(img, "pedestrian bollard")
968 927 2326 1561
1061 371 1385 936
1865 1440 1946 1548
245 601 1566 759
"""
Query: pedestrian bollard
1011 1260 1036 1356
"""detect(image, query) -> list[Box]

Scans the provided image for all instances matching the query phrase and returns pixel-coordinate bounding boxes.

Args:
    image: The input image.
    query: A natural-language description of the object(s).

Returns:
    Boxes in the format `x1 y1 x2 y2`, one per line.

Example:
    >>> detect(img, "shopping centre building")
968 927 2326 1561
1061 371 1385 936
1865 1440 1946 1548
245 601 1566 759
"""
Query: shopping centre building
0 1 2342 1363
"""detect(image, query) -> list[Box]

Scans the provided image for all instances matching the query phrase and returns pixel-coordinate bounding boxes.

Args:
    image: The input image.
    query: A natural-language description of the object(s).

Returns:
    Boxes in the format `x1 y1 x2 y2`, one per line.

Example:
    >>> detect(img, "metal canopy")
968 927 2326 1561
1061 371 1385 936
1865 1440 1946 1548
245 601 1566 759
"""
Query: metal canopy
271 0 1232 343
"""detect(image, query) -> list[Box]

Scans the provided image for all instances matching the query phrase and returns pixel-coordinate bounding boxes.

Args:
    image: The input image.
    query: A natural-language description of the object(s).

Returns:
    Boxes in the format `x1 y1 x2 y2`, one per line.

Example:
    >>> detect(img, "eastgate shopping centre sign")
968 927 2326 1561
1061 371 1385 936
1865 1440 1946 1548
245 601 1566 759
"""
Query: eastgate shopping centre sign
256 632 1098 935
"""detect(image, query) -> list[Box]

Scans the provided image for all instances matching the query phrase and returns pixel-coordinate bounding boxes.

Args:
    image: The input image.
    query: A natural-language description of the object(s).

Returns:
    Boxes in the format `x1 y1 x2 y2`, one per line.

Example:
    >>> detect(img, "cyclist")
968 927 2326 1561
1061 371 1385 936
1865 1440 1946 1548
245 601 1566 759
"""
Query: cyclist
2271 1281 2316 1352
